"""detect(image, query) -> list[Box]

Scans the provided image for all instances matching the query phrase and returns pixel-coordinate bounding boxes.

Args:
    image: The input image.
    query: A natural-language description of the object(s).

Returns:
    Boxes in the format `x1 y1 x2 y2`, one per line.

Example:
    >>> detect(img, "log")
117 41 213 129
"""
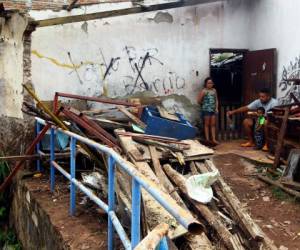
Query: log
116 130 203 234
163 164 244 250
156 163 213 248
258 174 300 199
205 160 278 250
135 223 169 250
205 160 264 240
182 233 213 250
149 147 185 208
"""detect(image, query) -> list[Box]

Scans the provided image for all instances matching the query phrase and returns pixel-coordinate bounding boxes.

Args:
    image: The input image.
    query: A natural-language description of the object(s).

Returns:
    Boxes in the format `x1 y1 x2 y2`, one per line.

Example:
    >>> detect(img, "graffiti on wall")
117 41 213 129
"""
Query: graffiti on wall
279 56 300 104
32 46 187 97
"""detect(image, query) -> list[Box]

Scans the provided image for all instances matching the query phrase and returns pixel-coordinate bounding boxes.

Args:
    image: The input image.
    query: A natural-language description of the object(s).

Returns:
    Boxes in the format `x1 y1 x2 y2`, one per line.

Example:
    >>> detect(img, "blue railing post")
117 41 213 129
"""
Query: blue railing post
36 121 41 172
50 128 56 192
70 137 77 216
108 156 116 250
157 237 169 250
131 179 141 249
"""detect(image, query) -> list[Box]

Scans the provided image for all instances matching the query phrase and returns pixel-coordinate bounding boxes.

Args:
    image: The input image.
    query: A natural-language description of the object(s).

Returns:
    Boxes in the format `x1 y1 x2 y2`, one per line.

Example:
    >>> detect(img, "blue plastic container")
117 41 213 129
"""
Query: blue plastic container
141 106 196 140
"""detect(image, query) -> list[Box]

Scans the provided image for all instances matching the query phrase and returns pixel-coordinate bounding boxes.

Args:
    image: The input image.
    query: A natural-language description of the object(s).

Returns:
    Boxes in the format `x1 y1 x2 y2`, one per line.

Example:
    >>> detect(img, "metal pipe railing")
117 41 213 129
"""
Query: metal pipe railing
35 117 202 250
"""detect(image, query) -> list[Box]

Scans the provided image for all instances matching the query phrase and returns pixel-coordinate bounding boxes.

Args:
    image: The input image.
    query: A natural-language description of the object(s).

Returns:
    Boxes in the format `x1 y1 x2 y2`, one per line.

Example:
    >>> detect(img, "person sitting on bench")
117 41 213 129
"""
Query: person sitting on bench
227 88 278 151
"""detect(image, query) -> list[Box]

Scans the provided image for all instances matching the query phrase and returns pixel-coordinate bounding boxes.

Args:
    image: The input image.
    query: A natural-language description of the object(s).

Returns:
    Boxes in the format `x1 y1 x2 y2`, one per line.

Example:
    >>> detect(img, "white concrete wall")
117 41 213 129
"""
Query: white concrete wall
248 0 300 104
0 14 27 118
31 0 250 119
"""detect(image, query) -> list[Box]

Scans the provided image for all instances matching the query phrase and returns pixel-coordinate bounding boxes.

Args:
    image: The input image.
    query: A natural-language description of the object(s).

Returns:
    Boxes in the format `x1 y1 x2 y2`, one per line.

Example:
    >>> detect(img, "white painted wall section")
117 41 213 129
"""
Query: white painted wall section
248 0 300 104
31 0 250 106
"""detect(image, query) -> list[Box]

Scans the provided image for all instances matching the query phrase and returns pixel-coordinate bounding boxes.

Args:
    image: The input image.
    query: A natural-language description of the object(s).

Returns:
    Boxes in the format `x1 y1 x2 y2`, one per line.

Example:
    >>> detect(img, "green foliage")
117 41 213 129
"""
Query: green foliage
0 229 21 250
0 153 21 249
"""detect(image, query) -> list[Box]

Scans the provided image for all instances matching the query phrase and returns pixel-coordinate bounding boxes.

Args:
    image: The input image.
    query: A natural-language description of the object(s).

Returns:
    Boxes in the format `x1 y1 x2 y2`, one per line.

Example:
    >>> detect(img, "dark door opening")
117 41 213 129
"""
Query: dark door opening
210 49 247 141
209 48 276 141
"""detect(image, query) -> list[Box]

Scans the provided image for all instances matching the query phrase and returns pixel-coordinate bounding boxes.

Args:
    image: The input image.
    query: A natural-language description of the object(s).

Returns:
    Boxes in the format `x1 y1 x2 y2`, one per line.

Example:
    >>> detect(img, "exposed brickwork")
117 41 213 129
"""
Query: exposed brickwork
1 0 127 11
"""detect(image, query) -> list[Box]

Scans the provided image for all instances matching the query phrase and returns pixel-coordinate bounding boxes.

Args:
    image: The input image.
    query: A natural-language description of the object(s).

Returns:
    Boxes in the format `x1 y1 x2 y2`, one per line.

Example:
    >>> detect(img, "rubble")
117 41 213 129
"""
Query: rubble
0 87 278 249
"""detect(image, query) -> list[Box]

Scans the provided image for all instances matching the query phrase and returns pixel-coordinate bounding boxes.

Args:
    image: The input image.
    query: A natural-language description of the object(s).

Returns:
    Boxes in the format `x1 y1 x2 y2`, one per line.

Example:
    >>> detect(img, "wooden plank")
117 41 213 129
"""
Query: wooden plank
273 106 290 170
163 164 245 250
118 106 146 129
148 157 212 247
181 140 214 158
258 174 300 199
115 131 180 143
281 180 300 191
133 138 187 152
204 160 267 243
149 146 168 186
157 105 180 121
116 130 203 233
32 0 219 27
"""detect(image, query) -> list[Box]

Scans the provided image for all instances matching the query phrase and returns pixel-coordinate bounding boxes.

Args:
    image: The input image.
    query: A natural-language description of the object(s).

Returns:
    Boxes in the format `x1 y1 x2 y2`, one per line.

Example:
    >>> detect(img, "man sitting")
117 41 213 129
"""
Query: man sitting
227 88 279 151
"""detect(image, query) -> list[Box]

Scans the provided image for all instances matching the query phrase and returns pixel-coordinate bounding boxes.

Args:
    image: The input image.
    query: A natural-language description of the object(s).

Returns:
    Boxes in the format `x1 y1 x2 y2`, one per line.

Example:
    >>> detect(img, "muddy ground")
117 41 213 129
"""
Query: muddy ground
213 153 300 250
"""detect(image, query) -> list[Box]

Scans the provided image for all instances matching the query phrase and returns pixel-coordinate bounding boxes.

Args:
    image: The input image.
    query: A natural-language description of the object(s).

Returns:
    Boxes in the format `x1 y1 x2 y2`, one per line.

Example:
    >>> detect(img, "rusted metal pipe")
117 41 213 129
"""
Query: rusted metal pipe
53 92 139 113
61 107 121 151
0 120 55 192
134 223 169 250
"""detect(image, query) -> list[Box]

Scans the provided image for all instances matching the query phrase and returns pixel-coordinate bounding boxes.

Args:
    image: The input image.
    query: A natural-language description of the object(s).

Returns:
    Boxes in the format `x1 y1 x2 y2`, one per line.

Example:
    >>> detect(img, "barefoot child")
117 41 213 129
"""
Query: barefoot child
197 77 219 145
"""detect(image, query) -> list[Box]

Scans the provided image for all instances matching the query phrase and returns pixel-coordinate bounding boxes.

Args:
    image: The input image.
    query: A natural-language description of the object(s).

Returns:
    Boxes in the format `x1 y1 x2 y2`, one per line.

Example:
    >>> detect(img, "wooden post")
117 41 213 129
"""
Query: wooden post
272 107 290 170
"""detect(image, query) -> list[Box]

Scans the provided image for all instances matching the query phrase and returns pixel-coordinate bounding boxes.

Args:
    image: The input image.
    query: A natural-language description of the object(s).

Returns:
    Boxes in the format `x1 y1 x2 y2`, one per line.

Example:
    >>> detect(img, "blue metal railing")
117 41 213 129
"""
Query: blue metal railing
35 117 200 250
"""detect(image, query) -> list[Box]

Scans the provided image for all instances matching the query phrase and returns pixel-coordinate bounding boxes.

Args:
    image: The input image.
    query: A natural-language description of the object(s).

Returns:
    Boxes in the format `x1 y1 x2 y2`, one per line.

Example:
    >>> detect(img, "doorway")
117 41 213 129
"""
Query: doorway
210 49 247 141
209 48 276 141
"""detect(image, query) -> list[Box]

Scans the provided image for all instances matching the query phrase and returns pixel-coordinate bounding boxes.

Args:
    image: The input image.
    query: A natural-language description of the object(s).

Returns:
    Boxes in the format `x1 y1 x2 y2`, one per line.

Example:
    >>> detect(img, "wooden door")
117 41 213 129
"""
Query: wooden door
243 49 276 105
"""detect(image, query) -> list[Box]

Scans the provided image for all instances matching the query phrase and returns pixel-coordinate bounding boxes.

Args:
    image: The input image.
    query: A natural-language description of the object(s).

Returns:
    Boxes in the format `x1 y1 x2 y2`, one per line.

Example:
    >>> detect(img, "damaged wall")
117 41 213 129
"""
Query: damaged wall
0 13 35 155
30 0 251 121
0 13 28 118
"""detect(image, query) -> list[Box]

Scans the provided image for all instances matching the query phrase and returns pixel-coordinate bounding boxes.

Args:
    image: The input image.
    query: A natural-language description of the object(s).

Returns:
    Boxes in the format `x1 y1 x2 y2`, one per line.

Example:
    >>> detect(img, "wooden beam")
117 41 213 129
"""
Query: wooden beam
0 152 70 162
67 0 79 11
31 0 221 27
258 174 300 199
118 106 146 129
163 164 244 250
272 107 290 170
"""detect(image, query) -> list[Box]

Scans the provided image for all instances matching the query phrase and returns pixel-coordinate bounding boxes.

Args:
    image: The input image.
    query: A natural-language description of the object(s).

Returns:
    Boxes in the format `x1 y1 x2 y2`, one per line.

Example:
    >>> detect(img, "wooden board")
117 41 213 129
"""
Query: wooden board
118 106 146 129
157 105 180 121
181 140 214 158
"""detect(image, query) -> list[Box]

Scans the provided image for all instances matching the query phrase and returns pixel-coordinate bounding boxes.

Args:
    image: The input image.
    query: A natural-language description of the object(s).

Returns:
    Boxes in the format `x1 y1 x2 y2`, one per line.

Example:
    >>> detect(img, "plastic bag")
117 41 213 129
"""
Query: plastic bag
186 170 220 204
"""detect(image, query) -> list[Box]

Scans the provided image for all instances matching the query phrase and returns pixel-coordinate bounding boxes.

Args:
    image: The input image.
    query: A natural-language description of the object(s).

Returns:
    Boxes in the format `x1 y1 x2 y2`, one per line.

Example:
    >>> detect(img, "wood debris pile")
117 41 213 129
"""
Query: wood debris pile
3 89 278 249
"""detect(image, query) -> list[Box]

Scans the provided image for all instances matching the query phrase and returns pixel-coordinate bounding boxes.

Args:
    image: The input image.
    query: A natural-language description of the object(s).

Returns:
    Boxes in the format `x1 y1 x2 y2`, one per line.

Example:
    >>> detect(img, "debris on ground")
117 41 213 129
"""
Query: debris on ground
1 89 280 249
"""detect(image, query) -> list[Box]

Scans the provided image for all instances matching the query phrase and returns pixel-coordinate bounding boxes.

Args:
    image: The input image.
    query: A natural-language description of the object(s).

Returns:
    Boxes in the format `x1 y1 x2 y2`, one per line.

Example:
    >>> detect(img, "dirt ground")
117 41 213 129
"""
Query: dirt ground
213 153 300 250
26 176 109 250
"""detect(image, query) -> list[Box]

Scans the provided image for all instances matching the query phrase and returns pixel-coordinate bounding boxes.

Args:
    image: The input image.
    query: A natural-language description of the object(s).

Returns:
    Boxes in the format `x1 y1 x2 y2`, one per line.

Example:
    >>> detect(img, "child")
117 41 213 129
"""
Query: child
254 107 266 149
197 77 219 145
